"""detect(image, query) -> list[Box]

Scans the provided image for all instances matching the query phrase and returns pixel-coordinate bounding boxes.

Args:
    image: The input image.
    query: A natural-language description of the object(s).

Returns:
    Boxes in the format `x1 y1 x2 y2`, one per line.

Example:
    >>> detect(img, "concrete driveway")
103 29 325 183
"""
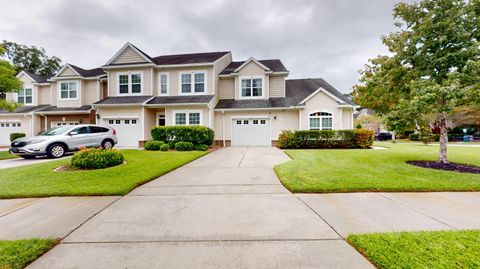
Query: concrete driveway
28 147 373 269
0 155 70 169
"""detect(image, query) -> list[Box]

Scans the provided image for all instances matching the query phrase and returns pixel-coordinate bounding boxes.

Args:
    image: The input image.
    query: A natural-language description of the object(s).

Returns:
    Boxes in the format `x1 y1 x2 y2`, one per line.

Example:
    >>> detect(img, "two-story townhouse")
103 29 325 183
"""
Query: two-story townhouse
1 42 357 147
0 65 107 145
93 43 356 147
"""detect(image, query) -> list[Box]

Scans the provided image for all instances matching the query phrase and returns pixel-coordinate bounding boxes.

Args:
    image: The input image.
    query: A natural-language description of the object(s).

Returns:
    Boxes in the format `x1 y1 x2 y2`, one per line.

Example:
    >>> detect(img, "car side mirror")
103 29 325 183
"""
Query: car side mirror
69 131 78 136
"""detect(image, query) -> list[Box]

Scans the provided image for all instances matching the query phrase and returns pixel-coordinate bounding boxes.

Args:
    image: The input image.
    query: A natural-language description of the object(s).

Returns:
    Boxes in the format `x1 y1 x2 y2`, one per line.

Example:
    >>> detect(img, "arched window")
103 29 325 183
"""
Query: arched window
309 112 333 130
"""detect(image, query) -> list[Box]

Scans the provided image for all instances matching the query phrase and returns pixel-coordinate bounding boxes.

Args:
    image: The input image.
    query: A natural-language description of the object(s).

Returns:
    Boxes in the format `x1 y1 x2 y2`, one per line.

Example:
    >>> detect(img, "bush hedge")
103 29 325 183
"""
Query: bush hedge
277 129 374 149
151 126 214 146
175 142 194 151
71 148 124 170
144 140 164 151
10 133 26 142
194 144 209 151
160 144 170 151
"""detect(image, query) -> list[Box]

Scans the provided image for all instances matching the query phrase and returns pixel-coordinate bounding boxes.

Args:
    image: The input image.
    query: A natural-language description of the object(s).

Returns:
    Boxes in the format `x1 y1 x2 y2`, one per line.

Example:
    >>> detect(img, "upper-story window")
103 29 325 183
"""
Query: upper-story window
18 88 33 104
59 82 78 100
240 77 263 98
118 72 142 95
180 71 206 94
309 112 333 130
158 73 169 95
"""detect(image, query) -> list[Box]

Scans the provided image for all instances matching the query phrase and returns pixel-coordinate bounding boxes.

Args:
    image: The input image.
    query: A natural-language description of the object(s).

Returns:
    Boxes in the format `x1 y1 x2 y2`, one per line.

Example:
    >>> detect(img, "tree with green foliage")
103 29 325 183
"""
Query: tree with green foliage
1 40 62 76
354 0 480 163
0 45 22 99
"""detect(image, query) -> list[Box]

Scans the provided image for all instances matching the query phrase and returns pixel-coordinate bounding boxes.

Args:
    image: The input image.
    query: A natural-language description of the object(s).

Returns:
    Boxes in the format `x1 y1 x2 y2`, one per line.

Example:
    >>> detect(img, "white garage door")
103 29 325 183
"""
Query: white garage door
103 118 140 148
232 118 271 147
0 122 23 146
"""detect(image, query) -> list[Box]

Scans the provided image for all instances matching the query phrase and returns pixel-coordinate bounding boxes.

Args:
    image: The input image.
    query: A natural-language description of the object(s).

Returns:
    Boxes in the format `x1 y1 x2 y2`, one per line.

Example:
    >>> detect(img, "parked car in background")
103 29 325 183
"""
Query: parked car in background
376 132 392 141
9 124 117 159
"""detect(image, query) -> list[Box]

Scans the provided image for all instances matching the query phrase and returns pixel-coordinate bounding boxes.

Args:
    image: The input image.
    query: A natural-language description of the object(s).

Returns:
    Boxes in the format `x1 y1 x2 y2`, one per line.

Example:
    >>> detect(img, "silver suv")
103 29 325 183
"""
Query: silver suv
9 124 118 159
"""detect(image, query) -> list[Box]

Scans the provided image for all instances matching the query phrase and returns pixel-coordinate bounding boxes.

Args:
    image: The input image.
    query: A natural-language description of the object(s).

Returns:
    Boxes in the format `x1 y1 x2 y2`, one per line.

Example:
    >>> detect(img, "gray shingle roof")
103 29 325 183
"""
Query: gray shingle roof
93 96 153 105
68 64 106 77
153 52 230 65
215 78 355 109
220 60 288 75
36 105 93 113
0 105 50 114
24 71 51 83
146 95 214 105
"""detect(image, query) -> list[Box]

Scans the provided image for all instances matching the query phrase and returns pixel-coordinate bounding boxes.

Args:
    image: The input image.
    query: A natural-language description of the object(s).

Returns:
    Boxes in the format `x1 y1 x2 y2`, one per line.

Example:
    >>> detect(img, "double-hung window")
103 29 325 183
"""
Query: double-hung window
18 88 33 104
309 112 333 130
180 71 206 94
174 111 201 126
159 73 169 95
118 73 142 94
240 77 263 98
60 82 78 99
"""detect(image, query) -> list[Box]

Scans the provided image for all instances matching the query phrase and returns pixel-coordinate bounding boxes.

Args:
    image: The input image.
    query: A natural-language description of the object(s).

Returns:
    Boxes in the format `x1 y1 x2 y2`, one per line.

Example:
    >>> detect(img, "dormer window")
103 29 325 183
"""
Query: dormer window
240 77 263 98
179 71 206 94
59 82 78 100
18 88 33 104
118 72 143 95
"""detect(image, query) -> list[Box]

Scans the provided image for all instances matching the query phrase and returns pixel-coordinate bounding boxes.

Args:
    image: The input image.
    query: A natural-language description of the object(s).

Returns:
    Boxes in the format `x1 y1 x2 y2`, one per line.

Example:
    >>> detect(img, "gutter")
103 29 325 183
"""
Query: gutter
213 106 303 112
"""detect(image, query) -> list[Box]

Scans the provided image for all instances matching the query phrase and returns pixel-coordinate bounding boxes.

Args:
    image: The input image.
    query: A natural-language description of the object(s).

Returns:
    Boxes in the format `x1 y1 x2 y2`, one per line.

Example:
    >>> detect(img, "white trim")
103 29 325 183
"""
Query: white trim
96 80 100 102
155 112 166 126
141 106 145 140
34 110 92 115
178 70 208 95
57 80 80 100
144 102 210 107
233 57 271 73
230 115 272 147
299 87 348 105
102 63 156 69
157 63 214 68
308 111 334 130
340 108 343 129
104 42 153 66
238 76 266 100
172 110 203 126
116 71 144 95
16 71 36 82
101 115 140 120
213 106 301 112
157 72 169 95
52 64 82 78
298 109 302 130
17 87 34 105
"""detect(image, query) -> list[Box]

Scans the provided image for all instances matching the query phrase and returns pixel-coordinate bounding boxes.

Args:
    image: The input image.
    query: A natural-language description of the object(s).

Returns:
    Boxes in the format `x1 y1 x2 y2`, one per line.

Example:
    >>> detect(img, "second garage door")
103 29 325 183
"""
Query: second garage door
231 118 271 147
0 121 23 146
103 118 141 148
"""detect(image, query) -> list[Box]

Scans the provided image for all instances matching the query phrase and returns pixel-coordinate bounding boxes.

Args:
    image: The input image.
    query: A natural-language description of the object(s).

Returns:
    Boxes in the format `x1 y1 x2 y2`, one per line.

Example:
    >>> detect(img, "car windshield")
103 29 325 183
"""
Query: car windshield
39 126 72 136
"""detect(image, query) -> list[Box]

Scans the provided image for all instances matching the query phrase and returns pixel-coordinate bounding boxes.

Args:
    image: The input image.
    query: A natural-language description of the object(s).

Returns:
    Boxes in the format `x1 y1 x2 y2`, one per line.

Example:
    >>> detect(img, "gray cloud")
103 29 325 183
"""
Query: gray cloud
0 0 407 92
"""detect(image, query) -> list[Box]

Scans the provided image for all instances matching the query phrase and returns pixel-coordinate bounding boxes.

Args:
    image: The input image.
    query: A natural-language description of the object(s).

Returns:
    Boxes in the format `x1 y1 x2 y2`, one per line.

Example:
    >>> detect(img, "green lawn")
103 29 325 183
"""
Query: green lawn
0 151 17 160
0 239 56 269
0 150 206 198
348 230 480 269
274 142 480 192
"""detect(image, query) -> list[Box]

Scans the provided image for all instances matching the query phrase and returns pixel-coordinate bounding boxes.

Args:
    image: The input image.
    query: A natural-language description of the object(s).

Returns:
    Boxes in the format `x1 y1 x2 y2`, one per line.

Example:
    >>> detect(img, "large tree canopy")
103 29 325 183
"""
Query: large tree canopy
0 46 22 96
1 40 62 76
354 0 480 163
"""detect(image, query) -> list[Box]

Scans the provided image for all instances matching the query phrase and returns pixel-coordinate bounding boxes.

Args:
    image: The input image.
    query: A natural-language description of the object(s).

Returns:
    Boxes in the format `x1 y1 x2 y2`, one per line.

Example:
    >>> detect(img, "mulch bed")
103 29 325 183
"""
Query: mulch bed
407 160 480 174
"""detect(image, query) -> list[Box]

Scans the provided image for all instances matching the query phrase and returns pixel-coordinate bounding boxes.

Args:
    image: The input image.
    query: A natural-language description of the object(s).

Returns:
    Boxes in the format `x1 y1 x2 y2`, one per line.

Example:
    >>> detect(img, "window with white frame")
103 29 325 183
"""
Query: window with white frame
174 111 201 125
60 82 78 99
118 73 142 94
159 73 169 95
180 71 206 94
240 77 263 97
18 88 33 104
309 112 333 130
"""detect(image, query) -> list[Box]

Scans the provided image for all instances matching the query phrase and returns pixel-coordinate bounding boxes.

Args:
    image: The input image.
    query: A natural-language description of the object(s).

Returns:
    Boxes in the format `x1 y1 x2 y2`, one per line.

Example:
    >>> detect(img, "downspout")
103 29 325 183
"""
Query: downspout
222 110 225 147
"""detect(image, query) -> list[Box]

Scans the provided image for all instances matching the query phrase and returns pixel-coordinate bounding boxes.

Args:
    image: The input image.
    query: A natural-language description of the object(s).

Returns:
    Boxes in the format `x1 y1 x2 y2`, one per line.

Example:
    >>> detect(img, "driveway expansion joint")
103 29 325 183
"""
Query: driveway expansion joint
60 238 345 244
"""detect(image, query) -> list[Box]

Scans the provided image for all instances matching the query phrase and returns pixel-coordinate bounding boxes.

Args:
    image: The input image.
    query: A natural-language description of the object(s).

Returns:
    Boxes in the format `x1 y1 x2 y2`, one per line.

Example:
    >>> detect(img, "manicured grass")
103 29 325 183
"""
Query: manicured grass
0 239 56 269
0 151 17 160
0 150 207 198
274 142 480 192
348 230 480 269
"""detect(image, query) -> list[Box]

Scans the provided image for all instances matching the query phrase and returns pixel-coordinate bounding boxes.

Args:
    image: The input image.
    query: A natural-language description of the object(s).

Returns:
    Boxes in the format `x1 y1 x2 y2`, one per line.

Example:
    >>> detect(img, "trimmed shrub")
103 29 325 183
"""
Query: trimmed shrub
151 126 214 146
277 129 374 149
144 140 164 151
160 144 170 151
409 133 420 141
419 128 434 145
175 142 194 151
354 129 374 149
194 144 209 151
71 148 124 170
10 133 26 142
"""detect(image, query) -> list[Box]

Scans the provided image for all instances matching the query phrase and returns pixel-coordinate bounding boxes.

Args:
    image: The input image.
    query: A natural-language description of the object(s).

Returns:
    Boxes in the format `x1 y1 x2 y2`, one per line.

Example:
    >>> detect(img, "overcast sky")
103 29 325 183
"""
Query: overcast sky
1 0 408 92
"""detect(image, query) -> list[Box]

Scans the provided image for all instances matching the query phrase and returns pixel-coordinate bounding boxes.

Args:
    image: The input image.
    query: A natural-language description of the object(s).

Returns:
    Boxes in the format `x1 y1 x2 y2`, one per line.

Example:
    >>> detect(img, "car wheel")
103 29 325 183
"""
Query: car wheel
102 139 114 149
20 155 36 159
47 144 66 158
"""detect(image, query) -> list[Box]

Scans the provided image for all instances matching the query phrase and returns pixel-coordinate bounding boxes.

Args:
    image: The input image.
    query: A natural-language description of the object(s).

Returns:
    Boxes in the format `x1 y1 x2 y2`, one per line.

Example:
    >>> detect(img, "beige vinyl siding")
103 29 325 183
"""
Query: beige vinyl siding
37 85 51 105
112 47 148 64
154 66 214 96
300 91 346 130
83 80 99 105
234 61 268 100
269 75 286 98
213 53 232 97
213 109 298 141
164 106 210 127
143 108 158 140
58 66 78 77
342 108 354 129
108 68 153 96
17 73 36 105
56 79 82 108
98 106 143 118
219 78 235 99
50 82 57 106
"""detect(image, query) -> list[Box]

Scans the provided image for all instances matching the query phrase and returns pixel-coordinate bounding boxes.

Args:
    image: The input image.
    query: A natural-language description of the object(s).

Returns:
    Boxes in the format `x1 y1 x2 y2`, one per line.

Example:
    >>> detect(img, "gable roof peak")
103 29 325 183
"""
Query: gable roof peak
104 42 153 66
